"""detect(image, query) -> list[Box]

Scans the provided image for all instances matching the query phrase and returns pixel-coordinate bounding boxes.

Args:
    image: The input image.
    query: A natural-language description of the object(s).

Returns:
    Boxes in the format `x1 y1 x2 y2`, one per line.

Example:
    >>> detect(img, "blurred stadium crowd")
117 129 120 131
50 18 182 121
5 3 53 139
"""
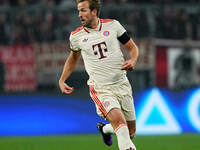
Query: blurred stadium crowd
0 0 200 94
0 0 200 45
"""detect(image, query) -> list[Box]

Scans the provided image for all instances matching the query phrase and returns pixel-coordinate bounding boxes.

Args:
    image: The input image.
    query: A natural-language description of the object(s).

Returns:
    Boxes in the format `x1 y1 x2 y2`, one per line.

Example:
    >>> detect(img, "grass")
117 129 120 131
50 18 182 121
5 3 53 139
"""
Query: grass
0 134 199 150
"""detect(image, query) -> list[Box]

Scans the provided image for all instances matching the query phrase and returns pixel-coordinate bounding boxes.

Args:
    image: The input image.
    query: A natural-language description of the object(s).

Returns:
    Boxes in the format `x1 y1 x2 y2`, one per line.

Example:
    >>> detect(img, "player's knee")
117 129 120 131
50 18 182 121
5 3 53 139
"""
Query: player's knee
109 117 127 130
112 119 126 130
107 108 126 126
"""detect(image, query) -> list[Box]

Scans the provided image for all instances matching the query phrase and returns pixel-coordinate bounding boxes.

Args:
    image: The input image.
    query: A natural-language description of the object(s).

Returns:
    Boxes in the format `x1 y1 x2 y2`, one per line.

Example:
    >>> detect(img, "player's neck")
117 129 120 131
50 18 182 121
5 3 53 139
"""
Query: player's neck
91 17 99 29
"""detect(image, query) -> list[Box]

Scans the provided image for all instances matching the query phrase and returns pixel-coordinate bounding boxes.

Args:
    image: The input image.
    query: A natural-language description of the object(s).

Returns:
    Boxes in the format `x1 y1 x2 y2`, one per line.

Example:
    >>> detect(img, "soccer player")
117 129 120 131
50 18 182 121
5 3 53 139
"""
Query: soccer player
59 0 139 150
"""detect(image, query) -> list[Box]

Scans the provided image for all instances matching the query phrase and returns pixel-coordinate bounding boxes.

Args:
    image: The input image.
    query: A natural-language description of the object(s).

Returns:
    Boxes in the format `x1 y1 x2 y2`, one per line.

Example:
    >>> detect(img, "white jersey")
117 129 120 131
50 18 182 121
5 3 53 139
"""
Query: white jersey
69 19 129 86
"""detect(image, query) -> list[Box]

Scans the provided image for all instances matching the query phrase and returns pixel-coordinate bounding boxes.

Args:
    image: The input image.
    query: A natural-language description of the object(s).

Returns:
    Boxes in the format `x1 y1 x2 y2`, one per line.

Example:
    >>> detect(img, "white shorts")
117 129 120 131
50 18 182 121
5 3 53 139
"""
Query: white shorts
89 81 136 121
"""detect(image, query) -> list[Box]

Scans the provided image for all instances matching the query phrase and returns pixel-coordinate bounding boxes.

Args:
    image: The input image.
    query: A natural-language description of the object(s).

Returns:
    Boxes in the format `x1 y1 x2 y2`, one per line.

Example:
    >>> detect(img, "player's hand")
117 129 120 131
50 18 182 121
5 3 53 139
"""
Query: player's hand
59 81 74 94
121 59 136 71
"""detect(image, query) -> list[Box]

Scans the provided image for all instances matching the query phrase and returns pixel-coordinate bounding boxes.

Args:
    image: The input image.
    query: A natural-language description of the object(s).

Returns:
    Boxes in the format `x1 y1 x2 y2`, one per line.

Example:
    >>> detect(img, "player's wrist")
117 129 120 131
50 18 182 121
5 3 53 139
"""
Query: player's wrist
59 78 66 84
130 58 137 64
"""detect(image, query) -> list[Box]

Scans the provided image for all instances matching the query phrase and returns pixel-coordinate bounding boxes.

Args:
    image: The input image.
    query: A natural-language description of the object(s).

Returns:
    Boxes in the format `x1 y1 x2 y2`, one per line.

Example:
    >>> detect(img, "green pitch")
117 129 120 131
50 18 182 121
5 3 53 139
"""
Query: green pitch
0 134 199 150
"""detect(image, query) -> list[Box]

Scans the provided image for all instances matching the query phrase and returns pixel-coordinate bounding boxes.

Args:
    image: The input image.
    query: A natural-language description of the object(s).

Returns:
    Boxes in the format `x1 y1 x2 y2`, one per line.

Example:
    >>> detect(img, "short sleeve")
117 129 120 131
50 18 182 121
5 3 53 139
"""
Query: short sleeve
69 33 81 52
114 20 126 37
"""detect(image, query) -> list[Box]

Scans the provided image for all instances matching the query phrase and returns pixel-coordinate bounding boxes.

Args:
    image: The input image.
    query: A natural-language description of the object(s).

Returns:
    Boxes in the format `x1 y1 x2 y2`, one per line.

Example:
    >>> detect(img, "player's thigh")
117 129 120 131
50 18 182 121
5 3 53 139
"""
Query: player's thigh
119 82 136 121
121 94 136 121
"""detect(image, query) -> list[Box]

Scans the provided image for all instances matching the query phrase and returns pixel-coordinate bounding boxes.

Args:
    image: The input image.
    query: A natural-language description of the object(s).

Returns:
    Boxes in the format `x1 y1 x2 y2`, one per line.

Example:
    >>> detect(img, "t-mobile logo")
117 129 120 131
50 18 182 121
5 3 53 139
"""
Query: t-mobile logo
92 41 108 59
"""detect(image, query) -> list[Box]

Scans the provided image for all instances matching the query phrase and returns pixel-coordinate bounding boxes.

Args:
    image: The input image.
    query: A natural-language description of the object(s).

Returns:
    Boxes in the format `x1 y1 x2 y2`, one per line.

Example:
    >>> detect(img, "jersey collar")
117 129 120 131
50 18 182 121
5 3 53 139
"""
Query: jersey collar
83 19 102 33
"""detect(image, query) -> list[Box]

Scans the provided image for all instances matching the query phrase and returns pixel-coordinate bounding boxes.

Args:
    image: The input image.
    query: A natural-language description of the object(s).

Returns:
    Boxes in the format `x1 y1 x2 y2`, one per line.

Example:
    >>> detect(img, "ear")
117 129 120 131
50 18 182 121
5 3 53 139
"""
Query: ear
92 9 98 16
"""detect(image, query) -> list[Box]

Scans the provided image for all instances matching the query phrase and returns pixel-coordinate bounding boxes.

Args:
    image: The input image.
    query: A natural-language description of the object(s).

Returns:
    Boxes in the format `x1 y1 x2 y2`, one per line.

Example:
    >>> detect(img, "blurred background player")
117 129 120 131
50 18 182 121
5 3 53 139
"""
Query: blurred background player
58 0 139 150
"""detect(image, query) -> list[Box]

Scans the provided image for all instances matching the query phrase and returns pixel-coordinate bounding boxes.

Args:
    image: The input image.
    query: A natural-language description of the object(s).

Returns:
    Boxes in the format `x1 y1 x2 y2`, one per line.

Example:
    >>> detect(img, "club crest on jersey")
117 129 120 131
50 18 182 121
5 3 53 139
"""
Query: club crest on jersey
103 31 110 36
104 101 110 108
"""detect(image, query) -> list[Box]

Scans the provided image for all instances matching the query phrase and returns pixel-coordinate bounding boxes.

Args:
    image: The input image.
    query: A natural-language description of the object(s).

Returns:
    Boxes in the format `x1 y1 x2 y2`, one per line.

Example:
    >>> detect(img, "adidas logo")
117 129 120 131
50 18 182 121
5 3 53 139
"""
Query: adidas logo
82 38 88 42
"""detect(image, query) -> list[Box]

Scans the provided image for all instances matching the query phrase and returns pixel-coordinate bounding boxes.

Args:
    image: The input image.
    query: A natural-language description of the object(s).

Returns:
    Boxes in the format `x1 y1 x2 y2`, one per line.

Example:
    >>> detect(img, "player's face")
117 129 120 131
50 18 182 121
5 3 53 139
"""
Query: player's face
77 1 96 28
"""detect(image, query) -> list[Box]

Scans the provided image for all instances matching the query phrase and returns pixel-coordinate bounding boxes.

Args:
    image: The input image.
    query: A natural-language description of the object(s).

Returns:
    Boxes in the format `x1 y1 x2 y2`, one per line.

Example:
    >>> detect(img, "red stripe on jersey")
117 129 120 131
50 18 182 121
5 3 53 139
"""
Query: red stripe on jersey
83 27 90 33
99 19 102 31
90 85 107 116
90 86 107 116
72 26 84 35
100 19 114 23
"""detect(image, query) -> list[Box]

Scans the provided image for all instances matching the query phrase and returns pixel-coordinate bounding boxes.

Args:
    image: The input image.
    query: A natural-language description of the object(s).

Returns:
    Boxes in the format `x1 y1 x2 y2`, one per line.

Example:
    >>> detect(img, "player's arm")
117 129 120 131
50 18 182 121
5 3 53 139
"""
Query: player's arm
114 20 139 71
117 31 139 71
121 38 139 71
59 50 81 94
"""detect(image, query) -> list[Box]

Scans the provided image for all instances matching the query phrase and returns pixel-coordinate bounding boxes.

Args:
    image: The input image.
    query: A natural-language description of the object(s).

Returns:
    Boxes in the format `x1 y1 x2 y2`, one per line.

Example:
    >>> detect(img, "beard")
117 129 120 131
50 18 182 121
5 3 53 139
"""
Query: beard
82 18 93 28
